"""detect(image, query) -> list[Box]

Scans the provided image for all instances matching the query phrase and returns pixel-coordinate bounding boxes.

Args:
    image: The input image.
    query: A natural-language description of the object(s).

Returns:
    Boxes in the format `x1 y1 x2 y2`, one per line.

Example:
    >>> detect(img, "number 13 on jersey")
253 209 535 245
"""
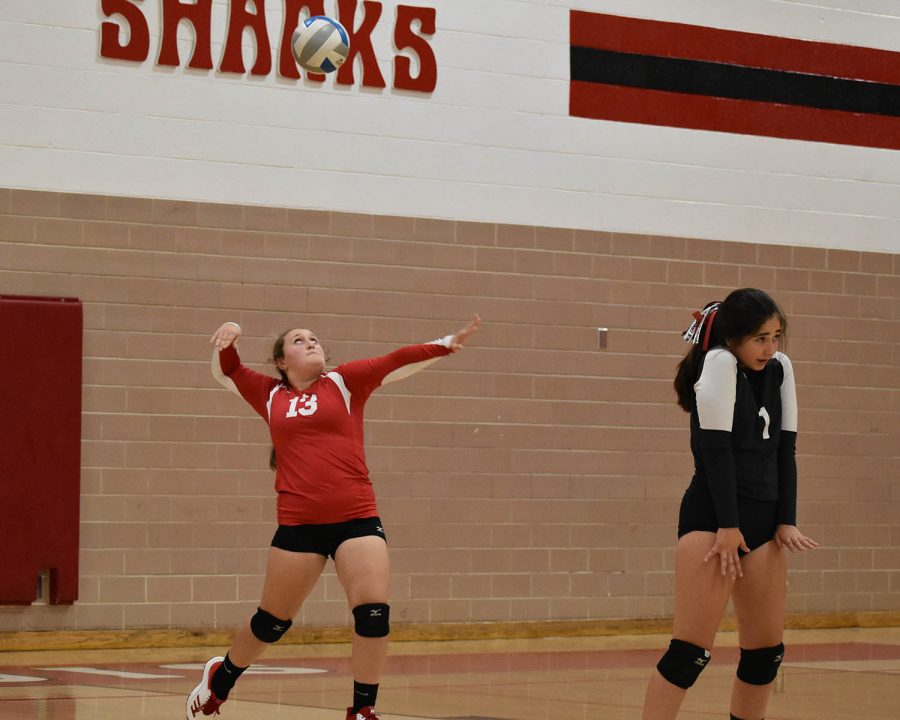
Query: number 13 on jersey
286 394 318 417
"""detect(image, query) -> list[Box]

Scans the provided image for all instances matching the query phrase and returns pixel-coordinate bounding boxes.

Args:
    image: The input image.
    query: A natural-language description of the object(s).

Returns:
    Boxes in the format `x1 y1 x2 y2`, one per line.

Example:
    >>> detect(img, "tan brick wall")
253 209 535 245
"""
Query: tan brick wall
0 188 898 632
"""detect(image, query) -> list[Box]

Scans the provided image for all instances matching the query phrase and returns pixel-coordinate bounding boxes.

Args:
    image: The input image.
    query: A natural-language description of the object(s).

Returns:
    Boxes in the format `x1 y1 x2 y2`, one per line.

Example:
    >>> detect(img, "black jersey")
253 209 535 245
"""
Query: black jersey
688 349 798 528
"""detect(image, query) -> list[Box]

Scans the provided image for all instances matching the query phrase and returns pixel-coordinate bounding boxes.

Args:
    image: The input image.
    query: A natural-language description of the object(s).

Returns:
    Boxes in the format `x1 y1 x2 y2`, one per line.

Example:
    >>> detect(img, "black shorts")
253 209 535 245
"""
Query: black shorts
677 483 777 554
271 517 386 559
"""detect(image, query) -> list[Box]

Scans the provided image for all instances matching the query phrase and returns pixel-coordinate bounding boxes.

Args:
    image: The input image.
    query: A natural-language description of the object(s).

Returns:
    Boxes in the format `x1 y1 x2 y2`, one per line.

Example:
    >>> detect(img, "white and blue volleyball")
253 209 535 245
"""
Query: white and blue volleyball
291 16 350 74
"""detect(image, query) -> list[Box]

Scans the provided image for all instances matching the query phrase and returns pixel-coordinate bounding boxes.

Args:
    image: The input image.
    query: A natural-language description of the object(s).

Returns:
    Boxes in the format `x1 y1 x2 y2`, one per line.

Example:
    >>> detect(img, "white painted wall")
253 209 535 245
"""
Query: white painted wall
1 0 899 252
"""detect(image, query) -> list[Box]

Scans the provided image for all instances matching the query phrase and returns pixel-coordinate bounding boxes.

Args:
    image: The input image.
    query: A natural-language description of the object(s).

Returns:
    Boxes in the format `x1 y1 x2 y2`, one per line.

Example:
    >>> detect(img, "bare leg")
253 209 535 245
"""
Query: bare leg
729 540 787 720
228 547 327 667
334 535 390 685
642 532 735 720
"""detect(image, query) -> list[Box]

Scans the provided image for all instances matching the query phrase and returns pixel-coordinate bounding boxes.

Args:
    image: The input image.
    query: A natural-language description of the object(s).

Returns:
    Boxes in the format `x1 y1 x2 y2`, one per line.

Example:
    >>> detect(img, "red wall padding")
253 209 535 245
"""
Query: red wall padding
0 295 82 604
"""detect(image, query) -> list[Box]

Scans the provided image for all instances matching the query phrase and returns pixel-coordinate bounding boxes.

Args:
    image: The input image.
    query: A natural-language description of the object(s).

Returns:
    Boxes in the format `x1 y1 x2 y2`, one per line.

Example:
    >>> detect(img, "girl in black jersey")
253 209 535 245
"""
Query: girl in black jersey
642 288 817 720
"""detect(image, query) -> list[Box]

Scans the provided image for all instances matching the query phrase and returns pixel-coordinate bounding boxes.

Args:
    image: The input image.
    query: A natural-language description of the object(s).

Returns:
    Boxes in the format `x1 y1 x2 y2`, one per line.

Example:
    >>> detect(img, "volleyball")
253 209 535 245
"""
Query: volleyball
291 16 350 74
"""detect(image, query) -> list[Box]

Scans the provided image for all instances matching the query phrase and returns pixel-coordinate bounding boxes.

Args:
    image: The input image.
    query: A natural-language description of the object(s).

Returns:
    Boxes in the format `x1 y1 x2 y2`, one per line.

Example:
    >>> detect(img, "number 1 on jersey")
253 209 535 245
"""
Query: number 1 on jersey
758 407 771 439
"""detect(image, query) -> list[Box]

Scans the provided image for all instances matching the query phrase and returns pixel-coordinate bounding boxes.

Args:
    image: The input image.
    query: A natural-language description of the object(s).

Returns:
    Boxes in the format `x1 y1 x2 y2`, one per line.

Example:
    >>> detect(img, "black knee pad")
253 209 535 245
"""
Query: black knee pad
250 607 293 643
737 643 784 685
656 639 711 689
352 603 390 638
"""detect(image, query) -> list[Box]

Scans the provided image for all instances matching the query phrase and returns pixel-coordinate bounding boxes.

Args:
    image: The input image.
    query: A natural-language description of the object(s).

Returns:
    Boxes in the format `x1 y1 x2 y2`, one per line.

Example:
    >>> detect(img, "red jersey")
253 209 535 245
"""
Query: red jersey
213 337 453 525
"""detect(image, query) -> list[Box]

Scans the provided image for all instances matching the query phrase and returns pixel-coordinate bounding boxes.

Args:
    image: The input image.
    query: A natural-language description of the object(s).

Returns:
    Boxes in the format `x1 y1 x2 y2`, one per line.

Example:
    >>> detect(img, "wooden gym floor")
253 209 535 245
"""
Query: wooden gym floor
1 627 899 719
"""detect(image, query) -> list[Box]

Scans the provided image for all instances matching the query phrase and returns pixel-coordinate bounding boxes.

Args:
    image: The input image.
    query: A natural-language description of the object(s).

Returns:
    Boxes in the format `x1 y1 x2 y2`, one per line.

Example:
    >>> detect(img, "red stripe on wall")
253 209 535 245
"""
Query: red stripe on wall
571 11 900 85
570 81 900 151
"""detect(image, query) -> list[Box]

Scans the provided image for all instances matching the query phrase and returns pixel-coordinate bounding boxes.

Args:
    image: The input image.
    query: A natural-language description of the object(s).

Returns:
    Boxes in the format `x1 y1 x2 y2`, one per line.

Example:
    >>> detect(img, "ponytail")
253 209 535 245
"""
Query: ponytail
268 330 291 472
674 302 722 411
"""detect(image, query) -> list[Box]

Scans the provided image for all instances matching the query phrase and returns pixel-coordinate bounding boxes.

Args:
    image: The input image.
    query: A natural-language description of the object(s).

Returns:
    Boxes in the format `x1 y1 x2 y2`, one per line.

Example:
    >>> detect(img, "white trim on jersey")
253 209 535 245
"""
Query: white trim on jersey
326 371 352 414
265 385 279 422
776 351 798 432
211 348 241 398
694 348 737 432
381 335 455 386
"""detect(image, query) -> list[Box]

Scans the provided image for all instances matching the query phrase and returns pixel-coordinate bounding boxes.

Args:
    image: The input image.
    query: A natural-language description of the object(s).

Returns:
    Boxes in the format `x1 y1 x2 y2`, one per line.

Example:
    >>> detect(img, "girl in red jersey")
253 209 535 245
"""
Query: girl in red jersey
186 316 480 720
641 289 817 720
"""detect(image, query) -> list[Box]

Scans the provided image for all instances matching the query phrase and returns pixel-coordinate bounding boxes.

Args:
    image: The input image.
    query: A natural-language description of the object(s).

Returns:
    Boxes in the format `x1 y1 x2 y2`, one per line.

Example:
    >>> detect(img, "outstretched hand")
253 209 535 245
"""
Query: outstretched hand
774 525 819 553
449 314 481 352
704 527 750 579
211 321 242 350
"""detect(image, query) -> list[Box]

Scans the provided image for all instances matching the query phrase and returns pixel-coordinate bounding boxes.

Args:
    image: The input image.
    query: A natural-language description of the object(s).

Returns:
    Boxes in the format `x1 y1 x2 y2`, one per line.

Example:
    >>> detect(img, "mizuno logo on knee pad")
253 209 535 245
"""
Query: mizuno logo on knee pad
250 607 293 643
737 643 785 685
353 603 390 638
656 639 711 689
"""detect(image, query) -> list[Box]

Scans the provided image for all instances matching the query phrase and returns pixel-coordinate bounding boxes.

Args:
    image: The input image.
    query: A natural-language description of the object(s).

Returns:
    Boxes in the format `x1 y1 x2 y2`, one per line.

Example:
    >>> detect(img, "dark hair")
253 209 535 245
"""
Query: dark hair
270 329 292 387
673 288 786 412
268 330 292 471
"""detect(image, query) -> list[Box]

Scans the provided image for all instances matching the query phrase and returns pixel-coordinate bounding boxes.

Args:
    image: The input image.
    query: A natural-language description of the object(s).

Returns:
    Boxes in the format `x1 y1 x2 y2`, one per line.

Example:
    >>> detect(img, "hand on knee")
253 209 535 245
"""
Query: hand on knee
656 638 711 689
250 607 293 643
736 642 784 685
352 603 390 638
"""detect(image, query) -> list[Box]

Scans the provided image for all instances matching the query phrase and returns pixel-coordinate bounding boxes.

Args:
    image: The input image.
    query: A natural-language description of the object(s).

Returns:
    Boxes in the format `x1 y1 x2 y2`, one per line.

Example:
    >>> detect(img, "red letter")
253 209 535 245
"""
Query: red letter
100 0 150 62
394 5 437 92
158 0 213 69
279 0 326 82
221 0 272 75
336 0 386 88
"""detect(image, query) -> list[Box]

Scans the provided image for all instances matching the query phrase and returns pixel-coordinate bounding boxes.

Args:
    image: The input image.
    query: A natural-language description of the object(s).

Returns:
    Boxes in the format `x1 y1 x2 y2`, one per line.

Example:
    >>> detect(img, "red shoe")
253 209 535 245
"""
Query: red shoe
185 656 226 718
346 707 380 720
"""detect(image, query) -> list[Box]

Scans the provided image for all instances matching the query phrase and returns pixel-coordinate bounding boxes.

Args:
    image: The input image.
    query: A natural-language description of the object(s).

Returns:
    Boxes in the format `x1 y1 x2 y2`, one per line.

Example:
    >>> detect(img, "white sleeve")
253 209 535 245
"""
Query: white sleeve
776 351 798 432
694 348 737 431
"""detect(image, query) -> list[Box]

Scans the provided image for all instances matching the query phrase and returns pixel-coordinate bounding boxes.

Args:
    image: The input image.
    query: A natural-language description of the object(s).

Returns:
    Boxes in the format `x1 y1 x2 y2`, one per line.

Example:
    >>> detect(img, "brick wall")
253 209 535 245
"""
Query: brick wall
0 188 897 632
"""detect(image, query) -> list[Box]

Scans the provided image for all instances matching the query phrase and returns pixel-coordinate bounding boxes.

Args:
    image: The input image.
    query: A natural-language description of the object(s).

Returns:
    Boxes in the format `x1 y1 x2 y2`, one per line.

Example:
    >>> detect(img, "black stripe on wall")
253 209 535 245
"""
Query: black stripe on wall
570 46 900 118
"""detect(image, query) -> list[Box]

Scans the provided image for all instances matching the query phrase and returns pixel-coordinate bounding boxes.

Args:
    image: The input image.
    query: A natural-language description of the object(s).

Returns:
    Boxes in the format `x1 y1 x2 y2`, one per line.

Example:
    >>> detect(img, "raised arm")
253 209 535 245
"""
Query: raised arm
380 314 481 386
211 321 242 350
210 321 243 393
448 314 480 352
209 322 278 420
335 315 480 397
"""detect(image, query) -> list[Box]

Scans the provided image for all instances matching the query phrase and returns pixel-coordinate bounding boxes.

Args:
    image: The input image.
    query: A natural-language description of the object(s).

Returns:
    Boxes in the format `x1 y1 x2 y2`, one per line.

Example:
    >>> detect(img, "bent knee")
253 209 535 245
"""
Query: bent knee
250 607 293 643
